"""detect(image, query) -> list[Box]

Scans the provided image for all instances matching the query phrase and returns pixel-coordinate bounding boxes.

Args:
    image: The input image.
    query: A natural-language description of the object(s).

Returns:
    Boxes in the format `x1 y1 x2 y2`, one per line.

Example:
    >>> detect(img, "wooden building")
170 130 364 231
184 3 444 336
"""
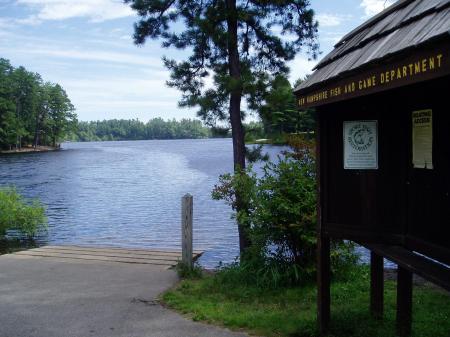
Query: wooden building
294 0 450 335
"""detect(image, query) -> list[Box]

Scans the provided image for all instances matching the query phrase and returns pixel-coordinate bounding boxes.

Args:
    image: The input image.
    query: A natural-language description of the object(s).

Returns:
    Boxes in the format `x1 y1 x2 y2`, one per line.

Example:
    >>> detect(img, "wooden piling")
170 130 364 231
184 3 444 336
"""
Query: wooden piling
370 252 384 319
318 234 331 334
181 193 193 269
396 266 413 337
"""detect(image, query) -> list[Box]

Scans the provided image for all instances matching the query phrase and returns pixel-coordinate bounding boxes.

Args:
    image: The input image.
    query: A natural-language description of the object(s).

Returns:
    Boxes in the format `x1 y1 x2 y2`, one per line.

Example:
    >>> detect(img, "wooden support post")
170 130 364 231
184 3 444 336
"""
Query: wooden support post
318 234 331 334
181 193 193 269
370 252 384 319
396 266 413 337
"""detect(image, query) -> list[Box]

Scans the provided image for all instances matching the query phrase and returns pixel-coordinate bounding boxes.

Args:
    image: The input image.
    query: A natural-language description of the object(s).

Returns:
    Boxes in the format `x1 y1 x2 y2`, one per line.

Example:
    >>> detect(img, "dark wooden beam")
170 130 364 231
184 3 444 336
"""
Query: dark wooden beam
324 224 403 244
316 110 331 335
396 266 413 337
317 235 331 334
370 252 384 319
364 244 450 291
405 235 450 267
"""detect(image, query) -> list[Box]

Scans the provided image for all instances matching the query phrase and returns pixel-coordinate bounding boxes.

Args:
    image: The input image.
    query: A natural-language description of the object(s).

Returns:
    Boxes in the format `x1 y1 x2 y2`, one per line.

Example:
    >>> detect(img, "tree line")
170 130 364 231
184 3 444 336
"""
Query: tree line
68 118 212 142
0 58 77 151
1 58 312 149
66 74 313 143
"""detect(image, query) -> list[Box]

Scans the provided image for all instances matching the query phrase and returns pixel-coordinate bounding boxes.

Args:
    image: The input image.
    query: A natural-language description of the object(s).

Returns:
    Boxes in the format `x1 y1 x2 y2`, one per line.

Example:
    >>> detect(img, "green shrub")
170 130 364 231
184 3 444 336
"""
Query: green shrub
213 137 357 287
175 261 204 279
0 187 47 238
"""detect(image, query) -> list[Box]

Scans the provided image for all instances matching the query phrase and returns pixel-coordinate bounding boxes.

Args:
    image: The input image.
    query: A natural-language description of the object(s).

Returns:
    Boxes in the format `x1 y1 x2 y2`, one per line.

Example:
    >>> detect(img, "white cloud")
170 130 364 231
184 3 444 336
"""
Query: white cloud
322 32 345 45
0 17 14 28
16 0 134 23
15 15 41 25
360 0 395 17
8 46 162 68
63 77 191 121
316 13 352 28
0 18 16 40
64 78 175 98
288 55 318 84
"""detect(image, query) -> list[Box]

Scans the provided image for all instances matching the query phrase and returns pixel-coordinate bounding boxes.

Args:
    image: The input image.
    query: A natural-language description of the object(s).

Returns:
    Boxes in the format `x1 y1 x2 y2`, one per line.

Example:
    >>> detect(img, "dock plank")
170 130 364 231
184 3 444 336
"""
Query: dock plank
13 251 177 265
28 248 182 261
43 245 203 257
9 253 174 267
10 245 203 267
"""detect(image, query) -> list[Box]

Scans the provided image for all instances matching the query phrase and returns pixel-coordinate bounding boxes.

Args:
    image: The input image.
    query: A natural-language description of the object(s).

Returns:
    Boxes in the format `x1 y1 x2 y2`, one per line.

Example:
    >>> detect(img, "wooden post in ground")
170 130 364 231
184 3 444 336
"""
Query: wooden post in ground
181 193 193 269
316 111 331 335
370 252 384 319
318 234 331 334
396 265 413 337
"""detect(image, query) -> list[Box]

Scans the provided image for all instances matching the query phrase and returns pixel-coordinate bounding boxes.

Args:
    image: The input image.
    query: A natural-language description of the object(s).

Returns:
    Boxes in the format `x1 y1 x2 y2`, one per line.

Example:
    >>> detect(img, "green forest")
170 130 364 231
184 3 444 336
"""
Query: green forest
68 118 212 142
0 58 76 151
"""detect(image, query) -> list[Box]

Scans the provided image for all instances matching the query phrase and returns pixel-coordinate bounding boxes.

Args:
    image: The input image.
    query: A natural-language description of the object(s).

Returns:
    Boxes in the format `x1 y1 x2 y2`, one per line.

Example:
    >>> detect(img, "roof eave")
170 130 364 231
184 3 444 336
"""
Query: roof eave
294 32 450 96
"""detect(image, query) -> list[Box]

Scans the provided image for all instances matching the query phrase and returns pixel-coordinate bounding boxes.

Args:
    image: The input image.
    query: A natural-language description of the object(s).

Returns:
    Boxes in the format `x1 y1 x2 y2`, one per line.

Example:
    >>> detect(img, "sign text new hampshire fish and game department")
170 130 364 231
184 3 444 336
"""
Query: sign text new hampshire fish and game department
297 45 450 108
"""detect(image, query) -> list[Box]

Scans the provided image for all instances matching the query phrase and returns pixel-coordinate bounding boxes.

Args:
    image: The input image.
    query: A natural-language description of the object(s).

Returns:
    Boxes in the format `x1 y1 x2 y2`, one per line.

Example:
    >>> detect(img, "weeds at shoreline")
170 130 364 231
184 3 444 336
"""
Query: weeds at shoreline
0 238 38 255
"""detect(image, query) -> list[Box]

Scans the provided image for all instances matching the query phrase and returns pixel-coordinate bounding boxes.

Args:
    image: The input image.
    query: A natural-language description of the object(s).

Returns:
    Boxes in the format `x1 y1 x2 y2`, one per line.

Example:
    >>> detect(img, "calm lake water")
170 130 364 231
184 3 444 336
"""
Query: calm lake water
0 139 284 268
0 139 380 268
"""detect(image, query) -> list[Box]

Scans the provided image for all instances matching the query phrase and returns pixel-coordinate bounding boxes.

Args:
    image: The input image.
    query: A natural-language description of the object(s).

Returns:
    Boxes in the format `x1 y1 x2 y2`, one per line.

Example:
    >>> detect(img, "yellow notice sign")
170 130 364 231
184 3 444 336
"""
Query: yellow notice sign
412 109 433 169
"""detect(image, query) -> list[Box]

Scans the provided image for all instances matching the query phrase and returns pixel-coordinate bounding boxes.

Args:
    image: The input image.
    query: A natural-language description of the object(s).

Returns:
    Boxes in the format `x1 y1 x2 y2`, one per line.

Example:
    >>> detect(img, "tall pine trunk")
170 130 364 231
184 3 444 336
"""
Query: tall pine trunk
226 0 251 254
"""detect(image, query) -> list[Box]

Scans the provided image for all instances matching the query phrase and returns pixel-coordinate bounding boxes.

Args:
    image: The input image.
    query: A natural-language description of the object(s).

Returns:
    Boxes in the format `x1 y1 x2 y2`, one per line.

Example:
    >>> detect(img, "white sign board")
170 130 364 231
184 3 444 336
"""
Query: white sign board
412 109 433 169
344 120 378 169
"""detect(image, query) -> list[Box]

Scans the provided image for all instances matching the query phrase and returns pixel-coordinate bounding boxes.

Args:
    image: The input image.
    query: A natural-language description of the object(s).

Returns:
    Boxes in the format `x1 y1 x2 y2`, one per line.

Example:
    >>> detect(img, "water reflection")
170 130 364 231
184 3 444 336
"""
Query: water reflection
0 139 284 268
0 140 384 268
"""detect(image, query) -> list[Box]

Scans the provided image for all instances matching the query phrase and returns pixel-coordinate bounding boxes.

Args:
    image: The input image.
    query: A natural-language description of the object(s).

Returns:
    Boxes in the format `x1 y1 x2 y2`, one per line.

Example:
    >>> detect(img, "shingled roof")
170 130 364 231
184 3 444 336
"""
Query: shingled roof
294 0 450 94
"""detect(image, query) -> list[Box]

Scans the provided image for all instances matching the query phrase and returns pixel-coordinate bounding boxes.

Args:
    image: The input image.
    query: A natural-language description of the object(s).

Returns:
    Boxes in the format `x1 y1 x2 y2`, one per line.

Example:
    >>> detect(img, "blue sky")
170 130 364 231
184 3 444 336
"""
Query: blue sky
0 0 394 122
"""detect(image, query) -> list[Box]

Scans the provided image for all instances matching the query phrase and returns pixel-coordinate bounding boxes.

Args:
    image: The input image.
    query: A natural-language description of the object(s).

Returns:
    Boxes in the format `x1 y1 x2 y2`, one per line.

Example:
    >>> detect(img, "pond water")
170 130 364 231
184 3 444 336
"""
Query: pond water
0 139 383 268
0 139 284 268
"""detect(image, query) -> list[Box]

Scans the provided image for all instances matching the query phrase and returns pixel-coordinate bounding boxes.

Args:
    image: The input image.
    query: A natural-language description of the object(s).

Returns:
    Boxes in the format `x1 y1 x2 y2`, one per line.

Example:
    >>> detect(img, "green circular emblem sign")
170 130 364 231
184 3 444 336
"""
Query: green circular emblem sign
347 124 374 152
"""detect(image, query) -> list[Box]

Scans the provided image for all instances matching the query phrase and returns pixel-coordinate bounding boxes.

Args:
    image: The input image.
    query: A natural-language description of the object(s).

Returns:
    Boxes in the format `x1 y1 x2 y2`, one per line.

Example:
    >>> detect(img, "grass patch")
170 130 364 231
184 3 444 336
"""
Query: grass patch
162 266 450 337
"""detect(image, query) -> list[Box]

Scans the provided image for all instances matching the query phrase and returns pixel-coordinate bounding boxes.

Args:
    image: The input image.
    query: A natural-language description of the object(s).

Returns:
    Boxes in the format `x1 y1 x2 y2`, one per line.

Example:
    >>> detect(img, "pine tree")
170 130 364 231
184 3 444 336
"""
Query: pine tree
125 0 319 253
0 59 17 150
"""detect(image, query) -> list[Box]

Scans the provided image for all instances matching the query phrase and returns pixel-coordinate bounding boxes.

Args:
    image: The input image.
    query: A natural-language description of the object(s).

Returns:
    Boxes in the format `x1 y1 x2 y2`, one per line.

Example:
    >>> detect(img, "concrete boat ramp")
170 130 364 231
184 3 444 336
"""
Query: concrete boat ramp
0 245 246 337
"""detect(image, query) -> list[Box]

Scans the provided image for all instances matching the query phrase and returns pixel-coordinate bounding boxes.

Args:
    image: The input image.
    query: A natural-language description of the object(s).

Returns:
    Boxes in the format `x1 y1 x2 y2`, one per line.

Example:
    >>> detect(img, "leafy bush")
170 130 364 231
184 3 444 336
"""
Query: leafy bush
213 137 357 287
0 187 47 238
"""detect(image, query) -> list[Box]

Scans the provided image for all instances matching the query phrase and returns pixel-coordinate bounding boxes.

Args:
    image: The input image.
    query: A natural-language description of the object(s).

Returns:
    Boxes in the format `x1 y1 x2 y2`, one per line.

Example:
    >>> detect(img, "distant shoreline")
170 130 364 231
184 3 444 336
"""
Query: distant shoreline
64 137 230 143
0 146 58 155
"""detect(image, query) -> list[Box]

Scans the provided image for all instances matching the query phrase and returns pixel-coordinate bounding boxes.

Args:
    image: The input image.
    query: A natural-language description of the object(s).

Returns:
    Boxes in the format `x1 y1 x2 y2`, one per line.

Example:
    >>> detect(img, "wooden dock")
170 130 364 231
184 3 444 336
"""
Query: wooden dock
10 245 203 269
